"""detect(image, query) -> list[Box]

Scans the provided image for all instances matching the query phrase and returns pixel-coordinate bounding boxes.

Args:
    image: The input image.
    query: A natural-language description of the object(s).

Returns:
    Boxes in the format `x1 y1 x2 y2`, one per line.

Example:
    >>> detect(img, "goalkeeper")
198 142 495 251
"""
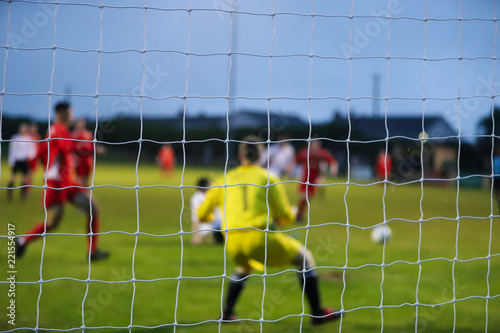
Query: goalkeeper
198 136 341 325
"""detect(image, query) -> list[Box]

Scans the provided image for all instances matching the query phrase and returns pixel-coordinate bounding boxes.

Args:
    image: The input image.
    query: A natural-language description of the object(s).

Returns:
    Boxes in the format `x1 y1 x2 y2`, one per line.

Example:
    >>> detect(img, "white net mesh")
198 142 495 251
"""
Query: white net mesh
1 0 500 332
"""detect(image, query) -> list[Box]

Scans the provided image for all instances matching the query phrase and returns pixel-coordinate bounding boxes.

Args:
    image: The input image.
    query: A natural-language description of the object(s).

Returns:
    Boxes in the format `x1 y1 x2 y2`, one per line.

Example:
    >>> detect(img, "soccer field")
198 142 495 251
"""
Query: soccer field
1 161 499 333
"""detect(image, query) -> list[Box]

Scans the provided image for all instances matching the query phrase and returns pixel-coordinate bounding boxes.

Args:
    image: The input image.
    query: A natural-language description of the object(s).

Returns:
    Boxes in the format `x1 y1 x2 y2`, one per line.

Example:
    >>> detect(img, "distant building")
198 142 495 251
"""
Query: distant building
349 116 458 181
174 110 306 132
169 110 458 181
350 116 456 142
228 110 305 130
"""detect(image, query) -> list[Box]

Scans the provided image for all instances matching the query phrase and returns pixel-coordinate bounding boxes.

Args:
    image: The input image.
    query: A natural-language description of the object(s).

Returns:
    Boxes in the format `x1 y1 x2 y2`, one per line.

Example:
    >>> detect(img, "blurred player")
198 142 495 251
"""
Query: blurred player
7 123 36 201
15 102 110 261
198 135 342 325
71 118 104 187
259 134 296 179
190 177 223 245
295 139 338 221
375 148 392 181
157 144 175 176
26 122 42 194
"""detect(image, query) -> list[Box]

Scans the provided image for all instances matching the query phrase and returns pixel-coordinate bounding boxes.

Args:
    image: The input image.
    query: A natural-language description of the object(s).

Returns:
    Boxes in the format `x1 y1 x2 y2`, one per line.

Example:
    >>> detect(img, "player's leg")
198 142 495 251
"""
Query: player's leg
191 221 203 245
71 191 109 260
16 204 64 257
293 247 322 315
297 170 319 221
260 232 340 323
25 159 36 197
7 163 19 201
222 231 256 320
292 247 342 324
317 176 326 199
20 161 30 200
297 188 314 222
223 267 251 320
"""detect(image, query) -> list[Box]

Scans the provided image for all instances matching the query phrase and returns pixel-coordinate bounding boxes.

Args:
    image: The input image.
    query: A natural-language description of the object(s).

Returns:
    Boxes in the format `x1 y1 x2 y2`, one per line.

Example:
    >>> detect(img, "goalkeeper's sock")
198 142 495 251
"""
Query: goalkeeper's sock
298 270 323 316
212 231 224 244
223 272 248 318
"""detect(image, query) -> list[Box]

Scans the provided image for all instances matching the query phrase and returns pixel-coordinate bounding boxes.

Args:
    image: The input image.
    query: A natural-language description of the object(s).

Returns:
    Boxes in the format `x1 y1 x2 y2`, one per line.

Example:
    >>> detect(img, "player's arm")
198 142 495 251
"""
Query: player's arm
197 181 222 223
268 175 296 226
73 133 94 156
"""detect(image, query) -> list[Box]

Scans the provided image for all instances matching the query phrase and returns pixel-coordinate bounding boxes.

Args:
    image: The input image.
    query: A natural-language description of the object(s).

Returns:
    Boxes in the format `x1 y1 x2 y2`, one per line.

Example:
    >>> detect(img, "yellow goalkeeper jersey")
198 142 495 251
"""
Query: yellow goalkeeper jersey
197 164 296 230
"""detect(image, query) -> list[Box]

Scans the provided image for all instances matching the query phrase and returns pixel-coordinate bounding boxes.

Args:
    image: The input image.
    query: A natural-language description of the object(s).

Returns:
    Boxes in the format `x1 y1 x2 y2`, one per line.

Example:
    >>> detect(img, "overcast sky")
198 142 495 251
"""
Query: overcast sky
0 0 498 138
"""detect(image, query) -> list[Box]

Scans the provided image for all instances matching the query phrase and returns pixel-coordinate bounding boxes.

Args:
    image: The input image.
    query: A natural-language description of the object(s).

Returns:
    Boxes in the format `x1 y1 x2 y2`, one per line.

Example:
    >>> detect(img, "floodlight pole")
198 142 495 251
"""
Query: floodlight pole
228 6 239 163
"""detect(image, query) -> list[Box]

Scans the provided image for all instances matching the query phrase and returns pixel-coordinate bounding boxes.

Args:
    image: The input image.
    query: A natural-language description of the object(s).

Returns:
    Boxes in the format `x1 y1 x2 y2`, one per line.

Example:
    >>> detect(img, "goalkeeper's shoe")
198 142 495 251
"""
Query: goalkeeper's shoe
15 238 26 258
311 307 342 325
90 249 110 261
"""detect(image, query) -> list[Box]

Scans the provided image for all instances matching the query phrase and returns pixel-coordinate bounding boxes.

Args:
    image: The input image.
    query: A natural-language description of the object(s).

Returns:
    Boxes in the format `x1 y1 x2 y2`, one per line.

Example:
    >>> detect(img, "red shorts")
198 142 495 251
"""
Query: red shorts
43 180 86 207
28 158 38 172
76 160 92 178
299 169 320 195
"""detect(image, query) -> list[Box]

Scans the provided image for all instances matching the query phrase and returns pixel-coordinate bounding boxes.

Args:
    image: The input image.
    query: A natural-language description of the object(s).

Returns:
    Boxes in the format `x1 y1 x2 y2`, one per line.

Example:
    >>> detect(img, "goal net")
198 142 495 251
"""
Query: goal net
1 0 499 332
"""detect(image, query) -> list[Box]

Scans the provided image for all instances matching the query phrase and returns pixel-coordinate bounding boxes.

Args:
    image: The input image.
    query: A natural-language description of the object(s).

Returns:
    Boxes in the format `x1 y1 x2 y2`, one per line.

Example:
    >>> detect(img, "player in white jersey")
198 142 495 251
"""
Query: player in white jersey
190 177 223 245
7 123 36 201
259 134 296 179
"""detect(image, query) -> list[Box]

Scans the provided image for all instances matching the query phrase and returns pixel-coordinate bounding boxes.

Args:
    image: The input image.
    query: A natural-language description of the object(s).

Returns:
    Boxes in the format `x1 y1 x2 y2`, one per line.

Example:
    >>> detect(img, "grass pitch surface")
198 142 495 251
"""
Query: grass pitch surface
1 161 499 332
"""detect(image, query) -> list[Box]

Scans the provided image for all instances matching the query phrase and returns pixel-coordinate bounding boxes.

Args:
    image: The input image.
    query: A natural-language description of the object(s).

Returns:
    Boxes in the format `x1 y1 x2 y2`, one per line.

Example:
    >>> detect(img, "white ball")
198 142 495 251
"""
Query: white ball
371 225 392 244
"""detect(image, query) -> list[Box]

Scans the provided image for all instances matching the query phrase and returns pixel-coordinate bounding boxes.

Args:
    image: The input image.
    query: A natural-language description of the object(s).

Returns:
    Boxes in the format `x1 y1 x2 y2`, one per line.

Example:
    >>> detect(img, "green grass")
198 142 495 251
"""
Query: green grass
1 161 500 333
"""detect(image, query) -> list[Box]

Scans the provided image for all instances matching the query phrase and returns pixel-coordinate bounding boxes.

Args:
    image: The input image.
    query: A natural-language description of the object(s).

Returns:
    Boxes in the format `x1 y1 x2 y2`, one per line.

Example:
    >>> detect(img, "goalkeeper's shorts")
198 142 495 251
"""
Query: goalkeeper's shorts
225 228 302 272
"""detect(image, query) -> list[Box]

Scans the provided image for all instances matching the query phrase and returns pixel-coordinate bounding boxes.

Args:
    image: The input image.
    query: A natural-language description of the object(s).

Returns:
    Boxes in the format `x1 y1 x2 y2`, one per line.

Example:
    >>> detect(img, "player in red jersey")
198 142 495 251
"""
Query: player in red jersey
295 139 338 221
15 102 109 261
375 149 392 181
156 144 175 176
71 118 101 187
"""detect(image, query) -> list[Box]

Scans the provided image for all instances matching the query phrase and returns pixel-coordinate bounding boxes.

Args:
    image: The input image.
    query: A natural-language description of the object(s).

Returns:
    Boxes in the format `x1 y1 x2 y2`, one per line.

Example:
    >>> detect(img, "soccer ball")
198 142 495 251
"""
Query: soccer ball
371 225 392 244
